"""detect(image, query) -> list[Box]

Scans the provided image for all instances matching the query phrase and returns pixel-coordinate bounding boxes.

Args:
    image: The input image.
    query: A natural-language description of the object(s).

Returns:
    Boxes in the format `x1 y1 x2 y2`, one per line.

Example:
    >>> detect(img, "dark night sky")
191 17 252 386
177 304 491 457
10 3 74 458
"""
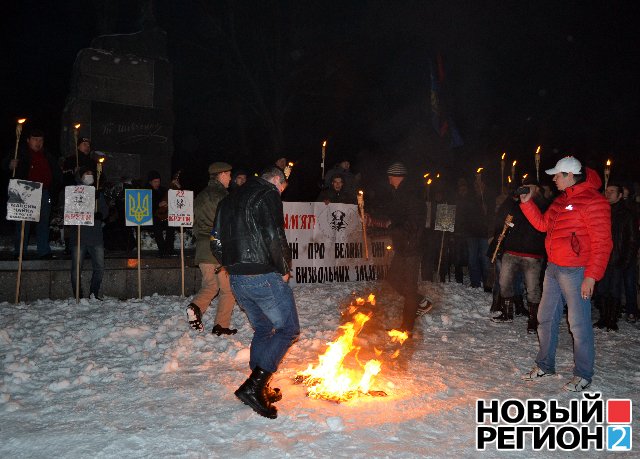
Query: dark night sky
2 0 640 198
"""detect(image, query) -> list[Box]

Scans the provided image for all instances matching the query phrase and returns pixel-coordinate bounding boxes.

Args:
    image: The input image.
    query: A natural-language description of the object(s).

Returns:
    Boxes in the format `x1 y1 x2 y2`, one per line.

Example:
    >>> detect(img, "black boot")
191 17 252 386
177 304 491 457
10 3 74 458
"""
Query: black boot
607 298 619 332
593 297 607 329
212 324 238 336
235 367 278 419
527 303 539 334
491 297 513 323
490 292 502 315
514 295 528 317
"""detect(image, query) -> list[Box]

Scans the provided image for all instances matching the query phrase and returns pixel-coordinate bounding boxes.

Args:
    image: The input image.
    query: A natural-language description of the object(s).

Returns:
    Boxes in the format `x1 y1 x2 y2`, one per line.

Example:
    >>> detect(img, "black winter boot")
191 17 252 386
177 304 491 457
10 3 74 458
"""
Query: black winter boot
527 303 539 334
606 298 619 332
491 297 513 323
593 297 608 329
235 367 278 419
514 295 528 317
490 292 502 316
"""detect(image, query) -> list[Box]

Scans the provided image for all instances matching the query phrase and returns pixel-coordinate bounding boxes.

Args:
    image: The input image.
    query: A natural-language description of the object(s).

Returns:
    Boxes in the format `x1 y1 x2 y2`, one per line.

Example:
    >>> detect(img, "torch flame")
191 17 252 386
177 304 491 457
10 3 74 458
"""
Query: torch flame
436 173 440 178
358 190 363 195
98 157 105 163
423 172 430 178
427 178 432 185
535 145 541 154
606 159 611 166
476 167 483 173
501 152 506 160
74 123 81 129
523 173 528 180
508 176 512 183
512 160 517 166
18 118 26 124
322 140 327 147
386 245 392 250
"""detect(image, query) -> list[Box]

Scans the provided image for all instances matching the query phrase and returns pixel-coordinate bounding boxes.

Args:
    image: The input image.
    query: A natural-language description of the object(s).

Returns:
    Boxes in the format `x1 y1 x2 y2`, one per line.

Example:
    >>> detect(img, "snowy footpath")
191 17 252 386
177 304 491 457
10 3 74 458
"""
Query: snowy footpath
1 280 639 458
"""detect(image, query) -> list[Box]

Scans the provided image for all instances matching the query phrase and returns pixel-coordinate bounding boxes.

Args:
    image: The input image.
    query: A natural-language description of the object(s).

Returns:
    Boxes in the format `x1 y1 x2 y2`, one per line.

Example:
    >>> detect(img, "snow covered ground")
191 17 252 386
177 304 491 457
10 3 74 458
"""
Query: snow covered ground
1 279 639 458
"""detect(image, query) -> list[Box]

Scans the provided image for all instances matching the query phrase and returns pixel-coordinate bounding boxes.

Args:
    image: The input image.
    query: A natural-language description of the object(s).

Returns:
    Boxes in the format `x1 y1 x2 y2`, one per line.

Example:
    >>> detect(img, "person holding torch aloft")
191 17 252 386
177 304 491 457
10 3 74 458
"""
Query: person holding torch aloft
519 156 612 392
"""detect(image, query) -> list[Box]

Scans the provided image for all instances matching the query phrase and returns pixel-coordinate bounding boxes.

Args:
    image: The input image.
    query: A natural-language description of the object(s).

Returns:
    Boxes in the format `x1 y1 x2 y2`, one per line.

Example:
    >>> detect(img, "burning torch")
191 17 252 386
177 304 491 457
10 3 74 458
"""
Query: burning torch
73 123 81 168
321 140 327 180
500 152 506 193
357 190 369 260
534 145 541 182
476 167 485 212
96 156 105 190
511 160 517 185
284 161 294 180
12 118 27 178
604 159 611 191
491 214 513 263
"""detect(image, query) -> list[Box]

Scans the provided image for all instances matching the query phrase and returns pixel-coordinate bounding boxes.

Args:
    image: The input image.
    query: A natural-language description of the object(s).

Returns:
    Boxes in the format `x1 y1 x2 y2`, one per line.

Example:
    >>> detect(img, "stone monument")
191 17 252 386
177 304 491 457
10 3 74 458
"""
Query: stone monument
61 1 173 184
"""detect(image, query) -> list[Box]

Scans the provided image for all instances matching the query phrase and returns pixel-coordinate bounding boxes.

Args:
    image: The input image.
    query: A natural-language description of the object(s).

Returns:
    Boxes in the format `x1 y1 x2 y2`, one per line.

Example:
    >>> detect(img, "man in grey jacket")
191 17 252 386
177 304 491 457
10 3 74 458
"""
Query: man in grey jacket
186 162 237 335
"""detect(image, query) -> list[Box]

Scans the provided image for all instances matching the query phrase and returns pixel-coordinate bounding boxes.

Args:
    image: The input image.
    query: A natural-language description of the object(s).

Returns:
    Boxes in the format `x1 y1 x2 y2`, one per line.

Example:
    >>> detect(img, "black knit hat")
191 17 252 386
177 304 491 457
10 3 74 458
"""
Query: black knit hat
386 162 407 177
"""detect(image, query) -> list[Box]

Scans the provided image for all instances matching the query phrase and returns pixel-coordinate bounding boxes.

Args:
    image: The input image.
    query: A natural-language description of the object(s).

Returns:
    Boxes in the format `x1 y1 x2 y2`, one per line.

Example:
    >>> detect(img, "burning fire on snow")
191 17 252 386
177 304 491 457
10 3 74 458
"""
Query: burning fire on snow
294 294 408 402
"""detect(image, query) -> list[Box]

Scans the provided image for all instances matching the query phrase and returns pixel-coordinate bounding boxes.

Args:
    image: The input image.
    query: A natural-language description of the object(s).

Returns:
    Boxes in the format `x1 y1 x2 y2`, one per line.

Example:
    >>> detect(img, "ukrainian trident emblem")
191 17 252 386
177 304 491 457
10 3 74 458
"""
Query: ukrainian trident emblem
125 189 153 226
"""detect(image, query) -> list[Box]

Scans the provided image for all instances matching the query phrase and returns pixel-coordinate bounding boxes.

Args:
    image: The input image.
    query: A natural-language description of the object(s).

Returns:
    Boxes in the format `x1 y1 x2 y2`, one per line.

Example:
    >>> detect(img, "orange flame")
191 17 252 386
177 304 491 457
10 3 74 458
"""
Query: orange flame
476 167 483 173
74 123 81 129
322 140 327 147
18 118 27 124
427 178 432 185
606 159 611 166
367 293 376 305
512 160 517 166
296 295 400 402
535 145 541 154
387 329 409 345
501 152 506 160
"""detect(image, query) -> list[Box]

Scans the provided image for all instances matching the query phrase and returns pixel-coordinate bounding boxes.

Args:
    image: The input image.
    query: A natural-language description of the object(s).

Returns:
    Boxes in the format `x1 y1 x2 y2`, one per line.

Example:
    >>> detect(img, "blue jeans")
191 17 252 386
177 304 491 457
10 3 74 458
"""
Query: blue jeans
14 189 51 257
230 273 300 373
536 263 594 382
499 253 542 303
467 237 490 288
71 244 105 297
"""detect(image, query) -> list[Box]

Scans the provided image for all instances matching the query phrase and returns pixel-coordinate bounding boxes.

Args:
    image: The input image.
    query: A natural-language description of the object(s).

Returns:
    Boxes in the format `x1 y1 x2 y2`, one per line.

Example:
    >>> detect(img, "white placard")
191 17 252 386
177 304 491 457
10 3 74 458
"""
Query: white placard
64 185 95 225
167 189 193 227
434 203 456 232
6 179 43 222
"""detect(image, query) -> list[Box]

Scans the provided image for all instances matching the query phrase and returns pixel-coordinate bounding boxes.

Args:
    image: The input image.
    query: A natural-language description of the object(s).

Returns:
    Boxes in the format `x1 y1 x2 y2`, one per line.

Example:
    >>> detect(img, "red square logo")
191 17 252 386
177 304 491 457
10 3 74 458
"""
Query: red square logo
607 399 632 424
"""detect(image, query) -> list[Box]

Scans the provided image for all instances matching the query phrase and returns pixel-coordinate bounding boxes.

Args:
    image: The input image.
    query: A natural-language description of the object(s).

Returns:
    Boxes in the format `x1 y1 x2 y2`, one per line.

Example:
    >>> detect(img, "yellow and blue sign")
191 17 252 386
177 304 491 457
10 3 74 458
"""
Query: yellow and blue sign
125 189 153 226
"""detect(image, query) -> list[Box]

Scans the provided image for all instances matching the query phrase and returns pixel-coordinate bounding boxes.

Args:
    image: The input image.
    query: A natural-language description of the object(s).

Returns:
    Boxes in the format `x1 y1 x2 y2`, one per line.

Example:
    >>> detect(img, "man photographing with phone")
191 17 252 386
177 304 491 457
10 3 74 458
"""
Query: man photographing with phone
518 156 612 392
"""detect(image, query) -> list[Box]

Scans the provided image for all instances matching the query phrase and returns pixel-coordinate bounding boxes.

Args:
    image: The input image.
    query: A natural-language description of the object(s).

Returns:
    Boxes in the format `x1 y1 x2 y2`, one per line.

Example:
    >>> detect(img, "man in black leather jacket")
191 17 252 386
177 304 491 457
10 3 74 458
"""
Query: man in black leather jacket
211 166 299 419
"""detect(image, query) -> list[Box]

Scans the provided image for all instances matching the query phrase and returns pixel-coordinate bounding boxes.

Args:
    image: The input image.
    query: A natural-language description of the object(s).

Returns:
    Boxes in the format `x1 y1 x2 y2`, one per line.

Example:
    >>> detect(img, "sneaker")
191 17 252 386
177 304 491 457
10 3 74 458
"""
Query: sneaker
186 303 204 332
416 297 433 316
563 376 591 392
521 366 555 381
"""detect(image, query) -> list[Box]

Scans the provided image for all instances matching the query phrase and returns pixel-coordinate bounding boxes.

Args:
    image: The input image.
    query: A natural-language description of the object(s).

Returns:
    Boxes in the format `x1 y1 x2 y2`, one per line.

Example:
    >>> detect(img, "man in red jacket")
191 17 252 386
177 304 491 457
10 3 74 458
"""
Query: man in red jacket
518 156 612 392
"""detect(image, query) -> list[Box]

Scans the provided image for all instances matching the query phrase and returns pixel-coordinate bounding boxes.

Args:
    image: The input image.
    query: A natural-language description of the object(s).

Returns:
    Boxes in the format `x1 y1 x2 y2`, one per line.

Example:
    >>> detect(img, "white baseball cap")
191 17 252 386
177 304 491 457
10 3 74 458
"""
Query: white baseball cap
545 156 582 175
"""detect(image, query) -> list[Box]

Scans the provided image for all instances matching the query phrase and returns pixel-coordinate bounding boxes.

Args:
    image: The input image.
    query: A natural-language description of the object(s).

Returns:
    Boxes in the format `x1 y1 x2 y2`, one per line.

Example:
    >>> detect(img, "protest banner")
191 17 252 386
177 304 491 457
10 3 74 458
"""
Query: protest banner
64 185 96 303
434 203 456 282
125 189 153 299
167 189 194 296
6 179 43 303
283 202 392 285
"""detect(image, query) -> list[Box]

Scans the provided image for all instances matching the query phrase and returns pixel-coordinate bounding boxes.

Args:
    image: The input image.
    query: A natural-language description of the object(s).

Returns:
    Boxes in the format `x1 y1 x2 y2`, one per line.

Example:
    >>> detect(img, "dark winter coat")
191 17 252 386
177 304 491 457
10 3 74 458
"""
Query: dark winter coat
316 187 357 204
212 177 291 275
62 152 97 187
495 195 548 257
520 168 612 280
4 146 62 193
374 179 426 257
608 200 638 268
67 173 109 248
193 178 228 265
456 189 489 238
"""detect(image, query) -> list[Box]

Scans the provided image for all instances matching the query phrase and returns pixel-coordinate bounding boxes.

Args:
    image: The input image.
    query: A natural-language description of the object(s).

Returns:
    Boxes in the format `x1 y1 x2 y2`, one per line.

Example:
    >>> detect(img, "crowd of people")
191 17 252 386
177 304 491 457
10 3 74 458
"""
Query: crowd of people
3 127 640 406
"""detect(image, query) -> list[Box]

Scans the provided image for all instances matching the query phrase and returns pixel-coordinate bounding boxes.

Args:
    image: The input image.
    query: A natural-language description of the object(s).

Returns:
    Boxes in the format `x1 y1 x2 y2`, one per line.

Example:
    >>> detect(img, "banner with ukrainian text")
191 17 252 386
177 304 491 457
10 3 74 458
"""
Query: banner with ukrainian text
283 202 393 285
